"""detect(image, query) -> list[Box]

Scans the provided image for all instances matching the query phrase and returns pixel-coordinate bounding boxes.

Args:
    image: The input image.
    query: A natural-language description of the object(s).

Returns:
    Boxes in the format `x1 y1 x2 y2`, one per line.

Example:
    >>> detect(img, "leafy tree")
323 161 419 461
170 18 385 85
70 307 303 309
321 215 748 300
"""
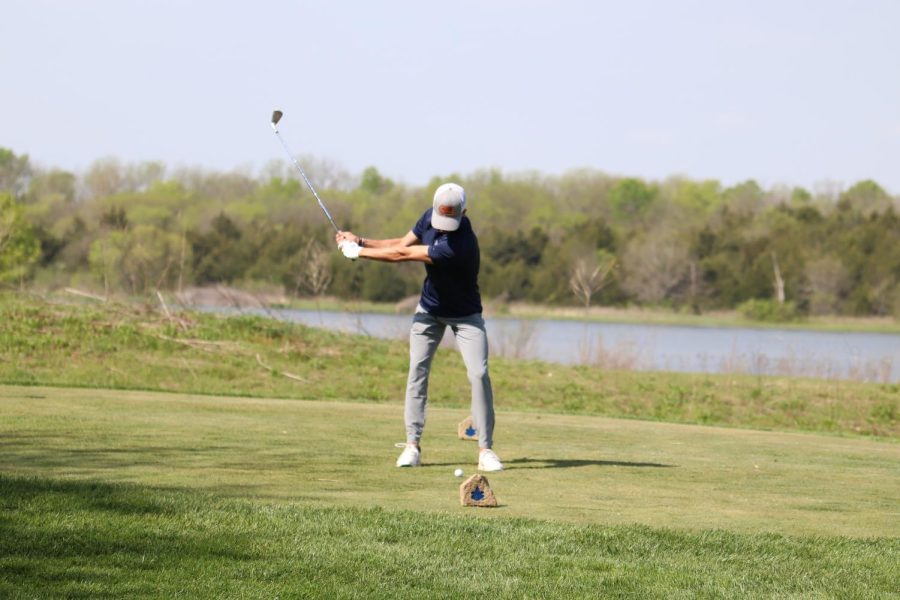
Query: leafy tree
6 151 900 317
0 192 41 285
621 227 690 304
188 213 251 284
722 180 765 215
836 209 900 315
359 166 394 195
567 217 616 252
360 262 415 302
126 161 166 192
804 255 850 315
28 168 76 204
609 178 656 220
480 227 549 300
83 158 126 199
525 245 571 304
88 231 126 296
668 178 721 215
837 180 893 216
790 186 812 205
89 225 184 294
100 206 130 230
31 224 66 266
0 148 32 199
483 227 547 267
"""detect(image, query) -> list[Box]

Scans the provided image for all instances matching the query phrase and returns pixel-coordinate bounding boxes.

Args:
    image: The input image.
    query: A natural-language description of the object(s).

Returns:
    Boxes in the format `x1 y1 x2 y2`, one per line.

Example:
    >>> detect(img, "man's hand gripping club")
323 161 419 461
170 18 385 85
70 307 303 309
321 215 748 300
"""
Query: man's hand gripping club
336 231 362 260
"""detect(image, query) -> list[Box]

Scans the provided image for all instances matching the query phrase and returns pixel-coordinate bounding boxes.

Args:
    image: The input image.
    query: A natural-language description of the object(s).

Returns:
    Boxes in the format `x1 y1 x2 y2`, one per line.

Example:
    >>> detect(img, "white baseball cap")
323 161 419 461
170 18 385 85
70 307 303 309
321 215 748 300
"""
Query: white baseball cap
431 183 466 231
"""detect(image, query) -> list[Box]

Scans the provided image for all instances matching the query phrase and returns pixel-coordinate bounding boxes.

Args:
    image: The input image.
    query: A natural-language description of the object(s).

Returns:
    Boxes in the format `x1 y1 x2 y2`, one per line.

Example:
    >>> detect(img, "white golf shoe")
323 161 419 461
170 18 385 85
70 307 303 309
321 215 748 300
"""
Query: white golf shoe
478 449 504 472
395 443 421 467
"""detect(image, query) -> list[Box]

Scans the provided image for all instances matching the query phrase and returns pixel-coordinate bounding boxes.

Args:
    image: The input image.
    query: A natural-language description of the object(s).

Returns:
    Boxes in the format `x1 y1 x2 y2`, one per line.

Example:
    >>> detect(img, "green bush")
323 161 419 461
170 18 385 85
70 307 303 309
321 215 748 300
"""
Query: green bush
737 299 802 323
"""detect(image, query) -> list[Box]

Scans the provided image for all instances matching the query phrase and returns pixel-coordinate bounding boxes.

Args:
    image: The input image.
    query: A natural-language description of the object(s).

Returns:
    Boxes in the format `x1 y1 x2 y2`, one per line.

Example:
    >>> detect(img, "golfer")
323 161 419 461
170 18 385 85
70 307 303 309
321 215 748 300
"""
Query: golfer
335 183 503 472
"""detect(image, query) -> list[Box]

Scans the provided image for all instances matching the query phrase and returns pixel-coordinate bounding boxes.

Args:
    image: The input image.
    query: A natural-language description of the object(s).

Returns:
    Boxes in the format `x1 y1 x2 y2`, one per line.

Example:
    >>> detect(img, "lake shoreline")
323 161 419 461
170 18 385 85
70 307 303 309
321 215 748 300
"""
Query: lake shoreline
266 297 900 335
204 305 900 384
46 286 900 334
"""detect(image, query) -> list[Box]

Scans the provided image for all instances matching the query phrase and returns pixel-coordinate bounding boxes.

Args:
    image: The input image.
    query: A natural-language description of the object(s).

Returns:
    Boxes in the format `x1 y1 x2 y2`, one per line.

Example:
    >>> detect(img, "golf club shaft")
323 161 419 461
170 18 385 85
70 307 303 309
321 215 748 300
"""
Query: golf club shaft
271 126 340 233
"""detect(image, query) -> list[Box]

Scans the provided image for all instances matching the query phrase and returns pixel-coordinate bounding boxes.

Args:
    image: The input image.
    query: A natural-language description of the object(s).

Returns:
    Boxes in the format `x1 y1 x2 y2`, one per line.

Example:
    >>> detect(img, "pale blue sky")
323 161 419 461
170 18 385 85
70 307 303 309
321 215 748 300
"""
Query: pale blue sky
3 0 899 192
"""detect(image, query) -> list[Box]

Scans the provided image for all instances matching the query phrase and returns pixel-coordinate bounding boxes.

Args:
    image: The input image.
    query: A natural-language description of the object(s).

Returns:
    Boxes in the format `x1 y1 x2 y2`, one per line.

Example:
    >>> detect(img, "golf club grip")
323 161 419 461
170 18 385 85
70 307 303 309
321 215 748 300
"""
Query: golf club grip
273 131 340 233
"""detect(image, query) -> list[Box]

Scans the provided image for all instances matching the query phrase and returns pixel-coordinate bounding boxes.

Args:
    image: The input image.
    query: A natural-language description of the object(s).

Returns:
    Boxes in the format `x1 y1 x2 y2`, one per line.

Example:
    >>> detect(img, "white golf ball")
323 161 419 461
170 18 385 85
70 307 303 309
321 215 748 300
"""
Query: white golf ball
454 468 464 477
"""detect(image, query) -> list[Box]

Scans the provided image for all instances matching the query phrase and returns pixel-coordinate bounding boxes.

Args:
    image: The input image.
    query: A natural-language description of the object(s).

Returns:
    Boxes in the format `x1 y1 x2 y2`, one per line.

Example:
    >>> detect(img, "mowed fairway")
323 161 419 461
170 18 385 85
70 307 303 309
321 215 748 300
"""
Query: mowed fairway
2 300 899 597
2 385 897 538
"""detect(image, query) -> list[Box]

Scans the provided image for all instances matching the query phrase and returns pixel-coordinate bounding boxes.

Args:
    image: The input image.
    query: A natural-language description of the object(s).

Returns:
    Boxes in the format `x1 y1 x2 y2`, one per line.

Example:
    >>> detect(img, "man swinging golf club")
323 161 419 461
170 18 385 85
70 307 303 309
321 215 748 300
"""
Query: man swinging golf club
335 183 503 472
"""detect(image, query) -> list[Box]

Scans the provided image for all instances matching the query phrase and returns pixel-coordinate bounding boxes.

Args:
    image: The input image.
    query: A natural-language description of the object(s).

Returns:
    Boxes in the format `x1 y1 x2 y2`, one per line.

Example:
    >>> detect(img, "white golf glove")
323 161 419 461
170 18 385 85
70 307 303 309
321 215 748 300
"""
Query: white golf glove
339 240 361 260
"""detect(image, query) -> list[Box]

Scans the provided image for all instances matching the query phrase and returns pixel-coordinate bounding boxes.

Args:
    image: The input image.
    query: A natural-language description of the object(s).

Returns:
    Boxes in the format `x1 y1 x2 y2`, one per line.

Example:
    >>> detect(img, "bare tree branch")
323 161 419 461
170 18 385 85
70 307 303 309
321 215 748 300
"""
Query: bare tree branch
569 255 616 309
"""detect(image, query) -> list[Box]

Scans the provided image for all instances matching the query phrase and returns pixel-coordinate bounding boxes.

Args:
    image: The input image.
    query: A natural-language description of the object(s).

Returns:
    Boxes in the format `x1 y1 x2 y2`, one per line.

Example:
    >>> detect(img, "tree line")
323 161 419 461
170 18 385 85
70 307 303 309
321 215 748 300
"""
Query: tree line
2 147 899 320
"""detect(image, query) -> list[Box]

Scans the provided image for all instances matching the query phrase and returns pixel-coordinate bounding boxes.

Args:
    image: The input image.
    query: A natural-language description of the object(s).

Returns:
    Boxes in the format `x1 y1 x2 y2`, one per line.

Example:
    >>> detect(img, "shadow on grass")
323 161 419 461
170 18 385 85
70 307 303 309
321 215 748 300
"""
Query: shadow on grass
0 474 255 596
506 457 675 469
0 434 283 472
423 457 675 469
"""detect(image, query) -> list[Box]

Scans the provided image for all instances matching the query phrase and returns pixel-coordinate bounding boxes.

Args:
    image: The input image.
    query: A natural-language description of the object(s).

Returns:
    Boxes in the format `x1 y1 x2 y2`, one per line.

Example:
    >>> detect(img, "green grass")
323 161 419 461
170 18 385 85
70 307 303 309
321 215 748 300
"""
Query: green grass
2 385 897 537
2 295 899 596
3 477 897 599
1 386 898 598
2 294 898 438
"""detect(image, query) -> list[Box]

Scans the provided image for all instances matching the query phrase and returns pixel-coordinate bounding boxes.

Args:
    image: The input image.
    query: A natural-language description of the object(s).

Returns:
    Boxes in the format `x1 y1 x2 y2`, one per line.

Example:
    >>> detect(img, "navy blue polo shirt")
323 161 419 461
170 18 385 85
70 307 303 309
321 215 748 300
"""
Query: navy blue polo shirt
411 208 483 317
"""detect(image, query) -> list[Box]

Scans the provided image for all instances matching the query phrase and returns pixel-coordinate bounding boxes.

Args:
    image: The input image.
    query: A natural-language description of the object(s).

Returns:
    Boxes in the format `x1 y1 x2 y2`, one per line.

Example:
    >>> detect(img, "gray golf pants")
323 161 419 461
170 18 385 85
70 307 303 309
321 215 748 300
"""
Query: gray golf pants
405 307 495 449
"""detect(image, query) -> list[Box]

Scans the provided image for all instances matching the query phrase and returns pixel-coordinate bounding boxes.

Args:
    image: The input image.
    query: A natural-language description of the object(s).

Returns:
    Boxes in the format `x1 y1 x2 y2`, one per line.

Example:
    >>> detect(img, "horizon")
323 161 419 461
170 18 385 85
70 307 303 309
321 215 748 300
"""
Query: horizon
10 151 896 201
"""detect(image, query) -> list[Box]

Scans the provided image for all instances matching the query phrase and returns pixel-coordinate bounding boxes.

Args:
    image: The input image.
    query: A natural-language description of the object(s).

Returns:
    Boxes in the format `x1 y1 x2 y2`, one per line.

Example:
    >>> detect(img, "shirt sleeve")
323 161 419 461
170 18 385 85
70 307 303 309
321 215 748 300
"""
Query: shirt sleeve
411 209 431 239
428 234 471 265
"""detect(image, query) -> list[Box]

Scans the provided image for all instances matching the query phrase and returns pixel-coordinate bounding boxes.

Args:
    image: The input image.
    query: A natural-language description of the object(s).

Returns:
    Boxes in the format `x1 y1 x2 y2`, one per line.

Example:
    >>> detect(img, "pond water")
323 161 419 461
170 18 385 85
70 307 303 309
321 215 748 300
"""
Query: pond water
220 308 900 383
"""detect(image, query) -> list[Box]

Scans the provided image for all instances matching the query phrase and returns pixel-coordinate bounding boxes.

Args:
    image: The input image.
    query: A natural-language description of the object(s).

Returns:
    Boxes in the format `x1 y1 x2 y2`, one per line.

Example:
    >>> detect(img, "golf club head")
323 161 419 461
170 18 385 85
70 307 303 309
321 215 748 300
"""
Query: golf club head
271 110 283 131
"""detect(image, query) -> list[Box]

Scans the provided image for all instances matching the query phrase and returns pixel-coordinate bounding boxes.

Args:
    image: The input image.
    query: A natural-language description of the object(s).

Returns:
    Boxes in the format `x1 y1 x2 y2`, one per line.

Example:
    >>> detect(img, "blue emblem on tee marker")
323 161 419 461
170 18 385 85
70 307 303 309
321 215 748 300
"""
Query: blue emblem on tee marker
465 426 477 436
471 487 485 501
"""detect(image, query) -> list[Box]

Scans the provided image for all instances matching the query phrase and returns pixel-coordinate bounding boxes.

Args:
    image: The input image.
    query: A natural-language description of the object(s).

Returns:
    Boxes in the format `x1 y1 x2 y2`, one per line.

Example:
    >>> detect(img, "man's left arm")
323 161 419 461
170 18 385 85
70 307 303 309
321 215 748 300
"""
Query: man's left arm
349 231 466 264
338 230 432 262
357 244 432 264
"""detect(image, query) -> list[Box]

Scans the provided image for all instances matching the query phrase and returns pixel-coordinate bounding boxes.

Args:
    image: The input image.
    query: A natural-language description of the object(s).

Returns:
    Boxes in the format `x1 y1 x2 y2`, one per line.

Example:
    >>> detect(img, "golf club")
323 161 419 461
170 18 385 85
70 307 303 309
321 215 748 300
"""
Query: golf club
270 110 340 233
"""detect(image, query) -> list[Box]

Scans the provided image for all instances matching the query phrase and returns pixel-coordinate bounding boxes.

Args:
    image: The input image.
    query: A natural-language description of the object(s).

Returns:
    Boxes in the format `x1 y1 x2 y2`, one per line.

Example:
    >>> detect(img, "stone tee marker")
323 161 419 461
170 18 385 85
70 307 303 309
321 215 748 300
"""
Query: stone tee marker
457 416 478 441
459 474 498 507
